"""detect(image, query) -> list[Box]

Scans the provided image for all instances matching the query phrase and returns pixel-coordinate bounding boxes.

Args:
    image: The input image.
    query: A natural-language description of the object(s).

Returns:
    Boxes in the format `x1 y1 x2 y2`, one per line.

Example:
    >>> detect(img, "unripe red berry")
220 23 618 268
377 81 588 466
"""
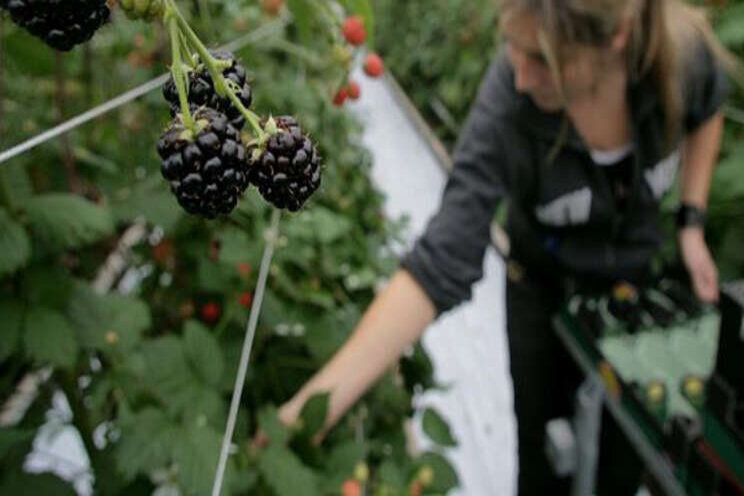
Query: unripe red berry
342 16 366 46
201 302 221 323
238 262 252 278
239 291 254 308
341 479 362 496
261 0 284 16
346 81 361 100
364 53 384 78
333 88 348 106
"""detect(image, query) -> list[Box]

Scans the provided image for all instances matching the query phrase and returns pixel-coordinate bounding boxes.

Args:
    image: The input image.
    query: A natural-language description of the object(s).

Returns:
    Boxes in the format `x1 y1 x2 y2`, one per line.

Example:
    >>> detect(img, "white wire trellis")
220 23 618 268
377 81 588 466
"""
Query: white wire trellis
212 208 280 496
0 18 286 165
1 16 291 496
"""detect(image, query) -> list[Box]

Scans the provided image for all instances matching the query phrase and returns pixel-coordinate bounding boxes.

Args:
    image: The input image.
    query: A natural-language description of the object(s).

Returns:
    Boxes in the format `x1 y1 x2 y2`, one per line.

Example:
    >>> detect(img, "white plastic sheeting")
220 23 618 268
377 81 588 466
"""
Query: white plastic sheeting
349 70 517 496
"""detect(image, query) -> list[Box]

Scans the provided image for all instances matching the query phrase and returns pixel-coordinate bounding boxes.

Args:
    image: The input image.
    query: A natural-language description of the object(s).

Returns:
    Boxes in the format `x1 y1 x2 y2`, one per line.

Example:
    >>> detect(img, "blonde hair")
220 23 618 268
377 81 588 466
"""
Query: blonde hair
498 0 743 152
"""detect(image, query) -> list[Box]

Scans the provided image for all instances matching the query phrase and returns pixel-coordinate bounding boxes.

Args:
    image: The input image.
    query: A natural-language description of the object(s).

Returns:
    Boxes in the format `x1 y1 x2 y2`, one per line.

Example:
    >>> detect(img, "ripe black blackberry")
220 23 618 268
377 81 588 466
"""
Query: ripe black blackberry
0 0 110 52
163 52 253 129
157 108 250 219
249 116 322 212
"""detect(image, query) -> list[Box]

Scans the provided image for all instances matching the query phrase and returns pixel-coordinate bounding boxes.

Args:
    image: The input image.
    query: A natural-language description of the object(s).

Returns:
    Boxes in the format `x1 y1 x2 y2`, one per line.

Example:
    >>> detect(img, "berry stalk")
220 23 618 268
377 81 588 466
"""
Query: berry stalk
166 10 195 131
167 0 265 140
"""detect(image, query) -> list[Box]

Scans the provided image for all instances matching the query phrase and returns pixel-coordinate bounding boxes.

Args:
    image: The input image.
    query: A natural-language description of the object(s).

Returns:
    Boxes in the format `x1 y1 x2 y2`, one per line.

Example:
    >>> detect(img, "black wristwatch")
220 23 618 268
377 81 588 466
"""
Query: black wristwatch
676 203 707 229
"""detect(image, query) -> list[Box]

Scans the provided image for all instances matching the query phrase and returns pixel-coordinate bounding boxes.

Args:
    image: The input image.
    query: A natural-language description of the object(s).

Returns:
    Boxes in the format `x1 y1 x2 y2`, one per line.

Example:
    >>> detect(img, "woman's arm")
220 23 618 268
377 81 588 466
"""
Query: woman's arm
680 111 724 209
278 269 436 436
678 111 725 302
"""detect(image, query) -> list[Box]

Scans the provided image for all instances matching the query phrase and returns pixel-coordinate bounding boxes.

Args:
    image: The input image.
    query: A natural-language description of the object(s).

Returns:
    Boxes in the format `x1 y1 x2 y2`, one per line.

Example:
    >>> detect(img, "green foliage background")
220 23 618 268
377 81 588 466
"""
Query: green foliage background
0 1 457 495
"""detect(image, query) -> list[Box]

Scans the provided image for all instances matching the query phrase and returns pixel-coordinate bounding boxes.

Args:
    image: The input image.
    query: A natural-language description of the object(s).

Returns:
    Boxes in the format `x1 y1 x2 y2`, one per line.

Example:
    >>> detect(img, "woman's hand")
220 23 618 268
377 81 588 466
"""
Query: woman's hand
678 227 719 303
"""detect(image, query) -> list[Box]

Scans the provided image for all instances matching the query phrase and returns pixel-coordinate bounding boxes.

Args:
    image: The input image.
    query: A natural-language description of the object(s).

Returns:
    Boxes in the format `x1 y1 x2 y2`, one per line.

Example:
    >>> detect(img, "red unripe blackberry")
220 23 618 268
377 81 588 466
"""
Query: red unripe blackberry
333 88 348 106
346 81 361 100
157 108 250 219
248 116 322 212
363 53 384 78
342 16 366 46
201 302 221 323
238 291 253 308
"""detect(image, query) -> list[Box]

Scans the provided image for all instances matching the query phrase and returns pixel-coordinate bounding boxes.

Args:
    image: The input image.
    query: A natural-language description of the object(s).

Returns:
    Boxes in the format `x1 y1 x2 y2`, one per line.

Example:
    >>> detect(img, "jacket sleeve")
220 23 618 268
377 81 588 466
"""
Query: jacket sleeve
399 55 516 316
683 38 729 133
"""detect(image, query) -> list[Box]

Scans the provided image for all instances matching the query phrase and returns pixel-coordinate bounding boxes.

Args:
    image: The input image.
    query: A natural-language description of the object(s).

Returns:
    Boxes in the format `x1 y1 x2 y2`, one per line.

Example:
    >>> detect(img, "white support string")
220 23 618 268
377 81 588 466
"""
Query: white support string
0 19 287 166
211 208 281 496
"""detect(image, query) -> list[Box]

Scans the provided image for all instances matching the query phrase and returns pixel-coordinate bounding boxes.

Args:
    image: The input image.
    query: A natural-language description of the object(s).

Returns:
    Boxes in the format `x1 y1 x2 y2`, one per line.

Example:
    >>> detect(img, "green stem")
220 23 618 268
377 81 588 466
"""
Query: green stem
167 11 195 131
316 0 343 30
196 0 216 42
263 37 325 69
214 303 235 339
169 0 266 140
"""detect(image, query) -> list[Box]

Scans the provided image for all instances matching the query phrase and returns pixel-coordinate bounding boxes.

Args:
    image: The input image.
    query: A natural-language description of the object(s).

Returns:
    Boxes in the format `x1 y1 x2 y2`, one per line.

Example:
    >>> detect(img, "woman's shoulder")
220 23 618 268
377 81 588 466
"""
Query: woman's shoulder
477 49 524 113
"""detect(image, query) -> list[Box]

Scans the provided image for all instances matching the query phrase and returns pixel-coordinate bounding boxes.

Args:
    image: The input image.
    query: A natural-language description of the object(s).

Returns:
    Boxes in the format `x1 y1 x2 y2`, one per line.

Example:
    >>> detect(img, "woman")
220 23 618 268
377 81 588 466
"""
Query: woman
277 0 738 493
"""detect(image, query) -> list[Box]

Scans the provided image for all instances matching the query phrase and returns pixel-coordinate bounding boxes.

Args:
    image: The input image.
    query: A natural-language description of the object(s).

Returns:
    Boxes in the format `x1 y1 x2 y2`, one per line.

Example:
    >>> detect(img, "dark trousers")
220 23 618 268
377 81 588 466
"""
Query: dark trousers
506 272 579 496
506 270 644 496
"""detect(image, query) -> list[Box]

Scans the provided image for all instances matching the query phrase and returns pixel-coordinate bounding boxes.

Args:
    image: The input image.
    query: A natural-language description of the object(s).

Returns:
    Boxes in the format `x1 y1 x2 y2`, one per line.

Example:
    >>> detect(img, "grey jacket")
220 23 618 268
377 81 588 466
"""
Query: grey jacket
401 42 729 315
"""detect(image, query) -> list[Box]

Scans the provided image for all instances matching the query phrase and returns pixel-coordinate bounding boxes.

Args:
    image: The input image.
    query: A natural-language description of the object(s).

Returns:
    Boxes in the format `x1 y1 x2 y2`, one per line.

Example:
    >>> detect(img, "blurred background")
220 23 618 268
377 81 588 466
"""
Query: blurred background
0 0 743 495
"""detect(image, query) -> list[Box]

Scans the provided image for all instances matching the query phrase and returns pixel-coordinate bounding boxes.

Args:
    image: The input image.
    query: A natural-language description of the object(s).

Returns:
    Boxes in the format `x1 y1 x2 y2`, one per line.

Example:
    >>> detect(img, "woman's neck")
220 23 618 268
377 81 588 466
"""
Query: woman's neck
566 64 632 152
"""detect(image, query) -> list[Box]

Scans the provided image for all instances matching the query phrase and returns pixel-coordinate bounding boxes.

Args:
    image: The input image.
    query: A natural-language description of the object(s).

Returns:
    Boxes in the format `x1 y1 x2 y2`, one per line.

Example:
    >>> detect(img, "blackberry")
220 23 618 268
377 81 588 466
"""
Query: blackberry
157 108 250 219
249 116 321 212
163 52 253 129
0 0 110 52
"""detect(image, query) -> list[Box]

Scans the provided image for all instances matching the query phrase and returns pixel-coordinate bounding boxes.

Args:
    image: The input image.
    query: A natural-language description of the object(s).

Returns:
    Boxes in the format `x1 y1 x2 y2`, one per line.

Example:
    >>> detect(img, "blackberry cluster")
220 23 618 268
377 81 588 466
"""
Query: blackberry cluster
0 0 110 52
249 116 321 212
163 53 253 129
157 108 250 219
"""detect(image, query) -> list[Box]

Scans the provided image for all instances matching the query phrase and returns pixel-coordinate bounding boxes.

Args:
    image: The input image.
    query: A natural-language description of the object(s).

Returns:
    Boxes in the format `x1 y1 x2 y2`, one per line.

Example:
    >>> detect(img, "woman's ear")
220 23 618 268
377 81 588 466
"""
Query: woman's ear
611 17 633 53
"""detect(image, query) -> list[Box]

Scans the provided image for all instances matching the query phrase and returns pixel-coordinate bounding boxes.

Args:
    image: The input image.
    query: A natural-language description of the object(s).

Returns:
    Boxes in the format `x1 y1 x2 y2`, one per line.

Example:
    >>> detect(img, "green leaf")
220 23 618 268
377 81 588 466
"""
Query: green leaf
217 227 261 268
320 441 367 492
0 429 35 459
183 320 224 387
197 258 233 292
0 301 24 363
172 423 223 496
258 445 321 496
416 451 459 493
25 193 115 250
141 337 193 411
0 471 76 496
298 392 329 438
284 207 352 245
67 283 150 352
0 208 30 277
0 164 33 209
257 405 291 446
716 4 744 47
286 0 315 47
20 265 74 309
421 408 457 447
116 408 180 480
375 459 406 487
304 313 348 362
326 440 367 473
110 179 183 233
73 146 120 175
23 307 78 369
